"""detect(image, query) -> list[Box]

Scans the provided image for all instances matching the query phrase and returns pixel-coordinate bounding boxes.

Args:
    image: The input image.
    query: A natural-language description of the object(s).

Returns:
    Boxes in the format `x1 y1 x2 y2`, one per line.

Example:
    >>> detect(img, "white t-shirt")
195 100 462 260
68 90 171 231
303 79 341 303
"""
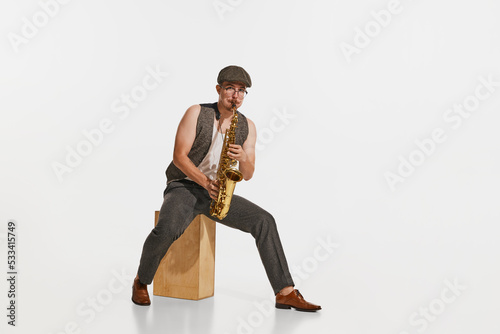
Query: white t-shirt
186 123 231 181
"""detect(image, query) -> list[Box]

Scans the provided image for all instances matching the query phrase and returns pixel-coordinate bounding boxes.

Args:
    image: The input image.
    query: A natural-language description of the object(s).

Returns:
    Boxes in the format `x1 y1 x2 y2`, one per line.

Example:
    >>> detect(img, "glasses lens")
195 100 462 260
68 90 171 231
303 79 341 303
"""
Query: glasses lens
225 87 247 97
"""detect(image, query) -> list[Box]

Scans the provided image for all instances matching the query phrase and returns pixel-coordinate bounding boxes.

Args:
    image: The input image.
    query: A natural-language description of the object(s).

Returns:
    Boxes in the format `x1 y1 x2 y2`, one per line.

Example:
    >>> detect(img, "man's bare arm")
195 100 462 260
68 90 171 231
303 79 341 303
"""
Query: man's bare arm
172 105 212 190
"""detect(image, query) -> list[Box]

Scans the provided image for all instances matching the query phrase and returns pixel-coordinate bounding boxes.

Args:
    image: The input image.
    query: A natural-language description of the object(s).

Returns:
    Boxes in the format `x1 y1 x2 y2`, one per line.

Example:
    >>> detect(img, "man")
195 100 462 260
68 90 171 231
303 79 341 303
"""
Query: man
132 65 321 312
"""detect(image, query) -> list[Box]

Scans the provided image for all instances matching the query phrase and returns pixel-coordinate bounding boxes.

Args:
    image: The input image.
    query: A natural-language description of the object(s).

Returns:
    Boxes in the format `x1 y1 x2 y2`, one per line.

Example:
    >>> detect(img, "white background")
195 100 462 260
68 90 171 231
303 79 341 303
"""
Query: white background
1 0 500 333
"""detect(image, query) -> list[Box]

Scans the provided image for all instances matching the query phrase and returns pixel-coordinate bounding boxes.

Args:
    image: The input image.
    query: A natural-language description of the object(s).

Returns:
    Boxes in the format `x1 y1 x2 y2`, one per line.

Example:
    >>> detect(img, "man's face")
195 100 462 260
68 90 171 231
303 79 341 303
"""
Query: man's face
217 81 247 110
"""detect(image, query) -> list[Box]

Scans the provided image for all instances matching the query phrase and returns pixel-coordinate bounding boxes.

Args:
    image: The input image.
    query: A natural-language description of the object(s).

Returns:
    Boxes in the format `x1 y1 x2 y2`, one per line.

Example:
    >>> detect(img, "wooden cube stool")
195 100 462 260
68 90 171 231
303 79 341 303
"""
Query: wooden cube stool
153 211 216 300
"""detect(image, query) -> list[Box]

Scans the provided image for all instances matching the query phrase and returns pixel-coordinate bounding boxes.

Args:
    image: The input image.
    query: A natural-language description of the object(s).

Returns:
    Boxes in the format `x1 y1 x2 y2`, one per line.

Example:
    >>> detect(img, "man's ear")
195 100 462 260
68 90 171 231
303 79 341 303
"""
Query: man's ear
216 84 221 94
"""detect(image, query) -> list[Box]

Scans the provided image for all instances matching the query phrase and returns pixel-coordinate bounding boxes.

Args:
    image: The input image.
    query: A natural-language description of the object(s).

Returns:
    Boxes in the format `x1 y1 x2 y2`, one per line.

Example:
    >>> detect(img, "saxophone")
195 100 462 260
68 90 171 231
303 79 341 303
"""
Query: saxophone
210 104 243 220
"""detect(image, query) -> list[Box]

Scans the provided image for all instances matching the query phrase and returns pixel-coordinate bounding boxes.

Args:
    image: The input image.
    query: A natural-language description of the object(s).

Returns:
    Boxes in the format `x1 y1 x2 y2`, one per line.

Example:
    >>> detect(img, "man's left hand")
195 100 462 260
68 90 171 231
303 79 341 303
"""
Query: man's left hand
227 144 247 162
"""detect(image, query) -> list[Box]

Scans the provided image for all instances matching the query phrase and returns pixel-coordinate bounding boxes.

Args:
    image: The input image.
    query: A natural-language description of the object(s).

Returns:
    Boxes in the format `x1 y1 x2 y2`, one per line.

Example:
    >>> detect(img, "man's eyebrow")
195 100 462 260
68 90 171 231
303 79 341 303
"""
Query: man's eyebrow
225 83 246 89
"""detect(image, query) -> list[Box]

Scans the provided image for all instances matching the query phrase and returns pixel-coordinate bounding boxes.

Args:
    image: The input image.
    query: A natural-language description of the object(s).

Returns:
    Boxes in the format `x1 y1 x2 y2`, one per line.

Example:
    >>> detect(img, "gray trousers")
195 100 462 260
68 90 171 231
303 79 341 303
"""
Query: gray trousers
137 180 295 295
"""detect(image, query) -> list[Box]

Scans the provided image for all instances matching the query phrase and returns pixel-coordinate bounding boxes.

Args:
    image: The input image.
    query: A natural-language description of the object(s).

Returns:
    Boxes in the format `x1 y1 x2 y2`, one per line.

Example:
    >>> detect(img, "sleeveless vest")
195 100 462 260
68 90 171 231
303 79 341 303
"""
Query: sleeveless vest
165 102 249 183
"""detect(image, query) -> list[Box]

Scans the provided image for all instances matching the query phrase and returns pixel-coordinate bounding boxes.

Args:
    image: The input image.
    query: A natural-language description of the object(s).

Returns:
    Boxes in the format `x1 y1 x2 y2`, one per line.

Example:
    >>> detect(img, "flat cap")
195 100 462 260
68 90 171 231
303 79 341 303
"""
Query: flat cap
217 65 252 88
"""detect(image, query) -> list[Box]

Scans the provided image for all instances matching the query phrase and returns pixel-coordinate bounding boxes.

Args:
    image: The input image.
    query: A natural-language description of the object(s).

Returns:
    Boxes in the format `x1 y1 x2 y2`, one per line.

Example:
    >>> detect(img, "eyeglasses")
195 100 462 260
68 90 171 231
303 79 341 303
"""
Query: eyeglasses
222 86 248 97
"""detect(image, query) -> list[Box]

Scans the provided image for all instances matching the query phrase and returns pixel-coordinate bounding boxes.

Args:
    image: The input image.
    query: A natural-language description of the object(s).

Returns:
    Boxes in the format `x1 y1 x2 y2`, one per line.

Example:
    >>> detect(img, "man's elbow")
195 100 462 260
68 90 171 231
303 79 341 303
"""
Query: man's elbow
173 151 184 168
243 169 254 181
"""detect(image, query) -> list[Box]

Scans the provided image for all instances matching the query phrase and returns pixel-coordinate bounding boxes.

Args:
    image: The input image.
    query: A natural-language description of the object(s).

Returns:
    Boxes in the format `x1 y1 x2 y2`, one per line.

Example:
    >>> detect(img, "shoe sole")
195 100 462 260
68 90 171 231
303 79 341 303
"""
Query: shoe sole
275 303 320 312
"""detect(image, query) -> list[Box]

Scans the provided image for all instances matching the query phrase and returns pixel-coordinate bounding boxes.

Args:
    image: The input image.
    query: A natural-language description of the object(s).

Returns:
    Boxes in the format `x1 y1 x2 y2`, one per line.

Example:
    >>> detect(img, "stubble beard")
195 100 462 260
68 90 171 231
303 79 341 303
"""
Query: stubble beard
222 98 240 112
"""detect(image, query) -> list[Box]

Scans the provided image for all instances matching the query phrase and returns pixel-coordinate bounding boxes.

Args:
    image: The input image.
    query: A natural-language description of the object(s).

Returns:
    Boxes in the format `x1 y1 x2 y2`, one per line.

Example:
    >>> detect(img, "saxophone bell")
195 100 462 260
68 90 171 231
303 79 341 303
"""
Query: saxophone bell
224 167 243 182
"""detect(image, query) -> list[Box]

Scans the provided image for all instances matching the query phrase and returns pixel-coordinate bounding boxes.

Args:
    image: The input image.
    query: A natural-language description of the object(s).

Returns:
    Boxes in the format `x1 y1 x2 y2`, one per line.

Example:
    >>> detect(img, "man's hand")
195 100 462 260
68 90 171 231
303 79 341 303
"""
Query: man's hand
227 144 247 162
205 179 220 200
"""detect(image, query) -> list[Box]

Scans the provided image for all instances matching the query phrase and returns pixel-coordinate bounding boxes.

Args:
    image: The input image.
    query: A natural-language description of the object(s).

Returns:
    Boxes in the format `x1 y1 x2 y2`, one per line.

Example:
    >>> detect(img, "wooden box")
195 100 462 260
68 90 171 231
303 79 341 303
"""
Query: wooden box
153 212 216 300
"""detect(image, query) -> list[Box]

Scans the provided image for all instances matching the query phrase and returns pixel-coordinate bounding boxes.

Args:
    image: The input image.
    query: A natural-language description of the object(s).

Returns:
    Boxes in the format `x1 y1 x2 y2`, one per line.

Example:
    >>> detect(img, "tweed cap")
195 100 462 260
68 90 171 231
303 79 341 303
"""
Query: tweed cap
217 65 252 88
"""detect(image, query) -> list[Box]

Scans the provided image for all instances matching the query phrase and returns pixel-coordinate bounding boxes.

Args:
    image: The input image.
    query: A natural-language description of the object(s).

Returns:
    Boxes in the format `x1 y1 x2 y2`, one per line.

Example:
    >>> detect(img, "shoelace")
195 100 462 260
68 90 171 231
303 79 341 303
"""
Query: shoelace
295 289 304 300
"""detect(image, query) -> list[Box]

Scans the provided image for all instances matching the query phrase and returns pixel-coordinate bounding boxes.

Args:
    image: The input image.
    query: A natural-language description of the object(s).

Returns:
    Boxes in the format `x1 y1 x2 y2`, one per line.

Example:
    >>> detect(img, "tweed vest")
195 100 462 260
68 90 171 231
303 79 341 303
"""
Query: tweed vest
165 102 249 184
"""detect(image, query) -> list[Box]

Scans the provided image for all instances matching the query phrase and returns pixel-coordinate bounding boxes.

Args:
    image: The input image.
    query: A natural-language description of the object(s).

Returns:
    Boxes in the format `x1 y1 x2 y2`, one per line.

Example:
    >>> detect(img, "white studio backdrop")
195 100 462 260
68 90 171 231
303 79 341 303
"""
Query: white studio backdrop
1 0 499 333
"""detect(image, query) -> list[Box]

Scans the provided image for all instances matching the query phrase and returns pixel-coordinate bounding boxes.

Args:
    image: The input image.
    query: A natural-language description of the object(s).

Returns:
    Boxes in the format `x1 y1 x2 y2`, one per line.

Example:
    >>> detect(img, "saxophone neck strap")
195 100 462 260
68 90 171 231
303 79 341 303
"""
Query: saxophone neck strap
214 103 221 120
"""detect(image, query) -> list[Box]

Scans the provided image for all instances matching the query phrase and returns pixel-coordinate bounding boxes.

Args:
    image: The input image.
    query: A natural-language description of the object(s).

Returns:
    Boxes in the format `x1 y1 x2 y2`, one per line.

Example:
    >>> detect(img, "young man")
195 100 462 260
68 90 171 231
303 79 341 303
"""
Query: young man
132 65 321 312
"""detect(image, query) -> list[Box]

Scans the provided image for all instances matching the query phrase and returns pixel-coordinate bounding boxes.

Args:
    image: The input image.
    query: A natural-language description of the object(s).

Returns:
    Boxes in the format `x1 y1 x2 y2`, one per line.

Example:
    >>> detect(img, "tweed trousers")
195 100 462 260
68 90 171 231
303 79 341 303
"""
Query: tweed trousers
137 180 295 295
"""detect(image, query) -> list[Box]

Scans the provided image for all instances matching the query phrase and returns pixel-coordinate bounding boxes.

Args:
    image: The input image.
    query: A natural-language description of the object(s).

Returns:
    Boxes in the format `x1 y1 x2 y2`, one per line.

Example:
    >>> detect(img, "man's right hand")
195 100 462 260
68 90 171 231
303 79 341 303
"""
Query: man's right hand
205 179 220 200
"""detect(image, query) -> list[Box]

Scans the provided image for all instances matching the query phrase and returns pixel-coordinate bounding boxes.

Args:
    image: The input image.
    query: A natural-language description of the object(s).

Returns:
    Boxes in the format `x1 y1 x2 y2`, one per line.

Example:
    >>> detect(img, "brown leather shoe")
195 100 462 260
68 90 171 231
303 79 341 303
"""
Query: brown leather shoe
132 277 151 306
276 289 321 312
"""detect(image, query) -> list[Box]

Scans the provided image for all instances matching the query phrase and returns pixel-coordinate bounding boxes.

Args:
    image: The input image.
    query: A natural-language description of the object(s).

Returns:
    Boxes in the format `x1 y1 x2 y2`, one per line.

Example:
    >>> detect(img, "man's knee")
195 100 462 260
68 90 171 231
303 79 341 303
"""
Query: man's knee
152 216 185 243
252 211 277 239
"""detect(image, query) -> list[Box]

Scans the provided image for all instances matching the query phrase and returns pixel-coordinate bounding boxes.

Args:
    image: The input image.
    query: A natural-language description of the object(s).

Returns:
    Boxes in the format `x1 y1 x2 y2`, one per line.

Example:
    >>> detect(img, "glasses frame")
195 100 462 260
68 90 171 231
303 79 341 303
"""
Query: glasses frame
221 85 248 98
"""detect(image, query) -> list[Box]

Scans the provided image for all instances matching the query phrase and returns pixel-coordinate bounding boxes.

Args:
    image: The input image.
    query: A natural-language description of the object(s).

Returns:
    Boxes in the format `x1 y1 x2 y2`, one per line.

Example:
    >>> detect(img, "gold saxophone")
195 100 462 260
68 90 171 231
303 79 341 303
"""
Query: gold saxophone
210 104 243 220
